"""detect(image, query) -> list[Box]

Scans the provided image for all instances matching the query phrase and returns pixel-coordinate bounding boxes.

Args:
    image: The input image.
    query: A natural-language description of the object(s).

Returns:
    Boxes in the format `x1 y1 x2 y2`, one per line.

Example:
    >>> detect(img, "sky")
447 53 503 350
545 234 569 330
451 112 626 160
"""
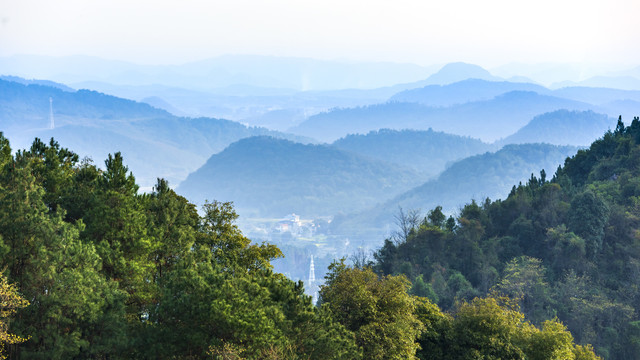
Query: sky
1 0 639 68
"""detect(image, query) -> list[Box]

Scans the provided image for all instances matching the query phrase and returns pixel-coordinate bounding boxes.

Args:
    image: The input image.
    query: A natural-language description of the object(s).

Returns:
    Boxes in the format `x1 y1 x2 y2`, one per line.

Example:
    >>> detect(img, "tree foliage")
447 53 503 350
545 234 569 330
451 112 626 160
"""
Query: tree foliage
0 273 29 359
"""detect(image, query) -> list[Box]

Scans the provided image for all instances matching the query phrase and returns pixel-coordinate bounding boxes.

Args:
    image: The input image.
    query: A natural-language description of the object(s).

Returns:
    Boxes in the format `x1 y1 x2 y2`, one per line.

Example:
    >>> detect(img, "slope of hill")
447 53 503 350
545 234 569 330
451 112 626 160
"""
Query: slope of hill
331 143 578 240
499 110 614 146
331 128 492 177
291 91 593 142
177 136 424 217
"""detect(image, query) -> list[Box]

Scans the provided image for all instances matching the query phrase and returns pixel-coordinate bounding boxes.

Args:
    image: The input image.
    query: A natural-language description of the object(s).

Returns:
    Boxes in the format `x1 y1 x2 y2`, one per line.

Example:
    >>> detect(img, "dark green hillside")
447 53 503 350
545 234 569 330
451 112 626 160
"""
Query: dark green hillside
332 128 492 177
331 143 578 241
177 136 424 217
500 110 613 146
371 117 640 359
290 91 593 142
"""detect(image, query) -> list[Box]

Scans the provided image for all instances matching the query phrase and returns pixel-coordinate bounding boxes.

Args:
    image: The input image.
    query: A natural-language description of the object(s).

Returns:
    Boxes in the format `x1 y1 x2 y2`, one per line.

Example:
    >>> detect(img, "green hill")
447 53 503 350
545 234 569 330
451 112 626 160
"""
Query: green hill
177 136 424 217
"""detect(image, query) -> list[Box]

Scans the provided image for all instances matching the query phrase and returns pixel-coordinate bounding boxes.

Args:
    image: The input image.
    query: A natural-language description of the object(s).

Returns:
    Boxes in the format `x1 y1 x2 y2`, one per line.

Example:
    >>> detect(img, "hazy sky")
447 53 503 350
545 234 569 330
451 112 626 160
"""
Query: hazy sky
1 0 639 67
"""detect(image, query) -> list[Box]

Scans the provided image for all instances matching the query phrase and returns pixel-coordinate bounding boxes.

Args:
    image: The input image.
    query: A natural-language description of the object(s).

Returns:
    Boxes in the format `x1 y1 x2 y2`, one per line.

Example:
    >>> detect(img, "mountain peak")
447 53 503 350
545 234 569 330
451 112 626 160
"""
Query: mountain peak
425 62 501 85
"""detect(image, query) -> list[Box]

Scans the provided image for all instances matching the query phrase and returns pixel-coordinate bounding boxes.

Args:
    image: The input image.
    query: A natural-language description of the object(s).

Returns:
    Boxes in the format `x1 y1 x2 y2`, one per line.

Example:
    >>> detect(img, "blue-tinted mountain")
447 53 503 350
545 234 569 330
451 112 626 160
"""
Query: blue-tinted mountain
331 128 492 177
177 136 424 217
499 110 614 146
0 79 169 132
290 91 593 142
0 79 310 187
0 75 75 92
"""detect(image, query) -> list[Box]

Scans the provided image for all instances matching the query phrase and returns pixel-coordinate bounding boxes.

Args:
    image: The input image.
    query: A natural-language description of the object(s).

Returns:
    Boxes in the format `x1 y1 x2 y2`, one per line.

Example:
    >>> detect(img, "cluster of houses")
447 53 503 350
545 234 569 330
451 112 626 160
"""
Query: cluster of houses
275 213 318 237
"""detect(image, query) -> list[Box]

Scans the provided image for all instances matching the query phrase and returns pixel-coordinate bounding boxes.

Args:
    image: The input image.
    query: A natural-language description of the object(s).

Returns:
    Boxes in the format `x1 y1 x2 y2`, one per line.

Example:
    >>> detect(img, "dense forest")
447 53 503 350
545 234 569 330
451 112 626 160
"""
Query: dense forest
372 116 640 359
0 125 615 358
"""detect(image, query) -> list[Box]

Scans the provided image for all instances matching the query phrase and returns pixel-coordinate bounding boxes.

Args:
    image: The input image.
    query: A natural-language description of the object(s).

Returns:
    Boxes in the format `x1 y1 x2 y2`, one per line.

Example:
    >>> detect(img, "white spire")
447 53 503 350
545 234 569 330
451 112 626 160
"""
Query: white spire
308 255 316 283
49 97 55 129
308 255 318 305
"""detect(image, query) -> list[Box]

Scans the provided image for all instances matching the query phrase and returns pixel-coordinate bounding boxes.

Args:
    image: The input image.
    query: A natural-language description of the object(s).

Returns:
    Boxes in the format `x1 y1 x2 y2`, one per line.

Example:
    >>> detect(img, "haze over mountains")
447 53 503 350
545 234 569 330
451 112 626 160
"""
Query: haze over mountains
1 56 637 249
0 79 310 187
3 55 639 331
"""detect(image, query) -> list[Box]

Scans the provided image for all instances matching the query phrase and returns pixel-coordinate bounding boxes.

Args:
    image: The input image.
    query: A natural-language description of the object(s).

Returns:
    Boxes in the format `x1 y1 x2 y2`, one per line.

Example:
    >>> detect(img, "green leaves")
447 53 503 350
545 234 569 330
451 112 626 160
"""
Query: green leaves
321 260 423 359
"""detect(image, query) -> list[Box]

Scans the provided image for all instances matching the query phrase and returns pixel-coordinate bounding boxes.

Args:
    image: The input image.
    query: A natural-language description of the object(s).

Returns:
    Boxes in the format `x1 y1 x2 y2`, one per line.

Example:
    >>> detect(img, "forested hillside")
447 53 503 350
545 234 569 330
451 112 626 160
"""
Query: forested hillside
0 133 599 359
371 116 640 359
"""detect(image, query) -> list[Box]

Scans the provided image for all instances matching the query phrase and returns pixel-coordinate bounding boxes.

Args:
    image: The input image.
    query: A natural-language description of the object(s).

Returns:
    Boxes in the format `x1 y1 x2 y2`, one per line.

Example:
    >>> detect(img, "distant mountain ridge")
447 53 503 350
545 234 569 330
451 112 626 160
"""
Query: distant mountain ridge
0 54 439 91
389 79 551 106
291 90 593 142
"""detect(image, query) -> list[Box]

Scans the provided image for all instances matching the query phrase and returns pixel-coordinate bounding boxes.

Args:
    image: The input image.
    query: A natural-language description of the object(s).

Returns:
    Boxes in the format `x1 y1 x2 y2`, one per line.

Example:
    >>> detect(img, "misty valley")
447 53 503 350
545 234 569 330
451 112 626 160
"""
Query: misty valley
2 56 640 358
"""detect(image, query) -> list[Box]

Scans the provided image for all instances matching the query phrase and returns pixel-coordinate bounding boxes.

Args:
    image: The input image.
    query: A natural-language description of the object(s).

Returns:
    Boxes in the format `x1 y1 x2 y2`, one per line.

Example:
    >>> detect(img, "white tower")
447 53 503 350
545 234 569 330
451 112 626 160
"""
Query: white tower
308 255 318 304
49 97 55 129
